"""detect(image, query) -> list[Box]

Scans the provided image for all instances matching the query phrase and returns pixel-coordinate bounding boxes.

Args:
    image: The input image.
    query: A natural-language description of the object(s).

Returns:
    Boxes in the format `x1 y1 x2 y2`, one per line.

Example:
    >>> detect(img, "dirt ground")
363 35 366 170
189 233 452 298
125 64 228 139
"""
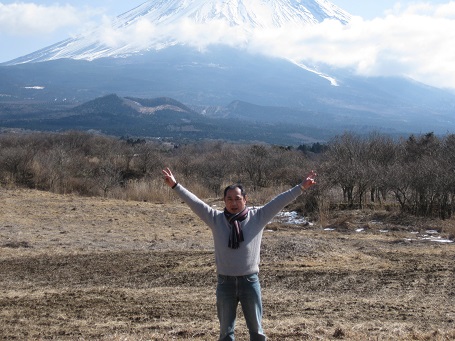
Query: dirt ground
1 188 455 340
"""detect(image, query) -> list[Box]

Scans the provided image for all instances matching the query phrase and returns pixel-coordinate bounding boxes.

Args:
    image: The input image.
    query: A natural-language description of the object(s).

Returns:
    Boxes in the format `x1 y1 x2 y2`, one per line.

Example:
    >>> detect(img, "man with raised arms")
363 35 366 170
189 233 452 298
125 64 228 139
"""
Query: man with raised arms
162 167 317 341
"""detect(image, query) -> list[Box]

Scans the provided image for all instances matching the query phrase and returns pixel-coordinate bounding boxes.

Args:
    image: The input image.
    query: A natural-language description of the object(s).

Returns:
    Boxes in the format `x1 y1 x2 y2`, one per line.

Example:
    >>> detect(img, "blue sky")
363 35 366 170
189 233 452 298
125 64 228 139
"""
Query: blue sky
1 1 455 90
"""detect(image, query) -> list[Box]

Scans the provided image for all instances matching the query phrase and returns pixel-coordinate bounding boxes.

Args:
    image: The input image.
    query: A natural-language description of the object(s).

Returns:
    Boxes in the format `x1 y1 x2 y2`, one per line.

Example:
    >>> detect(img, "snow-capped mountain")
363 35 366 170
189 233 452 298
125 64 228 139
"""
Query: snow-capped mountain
2 0 455 137
7 0 351 64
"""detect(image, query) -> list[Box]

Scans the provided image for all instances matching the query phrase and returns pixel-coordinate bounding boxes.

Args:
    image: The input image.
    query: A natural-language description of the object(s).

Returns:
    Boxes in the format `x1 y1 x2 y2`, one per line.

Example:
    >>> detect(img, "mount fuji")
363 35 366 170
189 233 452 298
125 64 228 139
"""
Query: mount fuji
1 0 455 139
6 0 351 64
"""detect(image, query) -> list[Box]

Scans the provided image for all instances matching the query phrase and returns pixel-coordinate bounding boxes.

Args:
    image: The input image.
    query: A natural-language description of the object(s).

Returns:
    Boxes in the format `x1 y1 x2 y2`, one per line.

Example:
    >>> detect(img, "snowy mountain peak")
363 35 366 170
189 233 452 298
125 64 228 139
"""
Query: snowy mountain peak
115 0 351 29
7 0 351 64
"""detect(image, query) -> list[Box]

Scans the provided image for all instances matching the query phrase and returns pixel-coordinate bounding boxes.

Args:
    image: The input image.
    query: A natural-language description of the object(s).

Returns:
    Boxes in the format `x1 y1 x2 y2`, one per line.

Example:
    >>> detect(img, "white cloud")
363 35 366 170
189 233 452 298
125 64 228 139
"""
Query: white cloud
173 18 249 49
0 3 92 35
91 17 250 51
434 2 455 18
240 2 455 90
319 3 455 89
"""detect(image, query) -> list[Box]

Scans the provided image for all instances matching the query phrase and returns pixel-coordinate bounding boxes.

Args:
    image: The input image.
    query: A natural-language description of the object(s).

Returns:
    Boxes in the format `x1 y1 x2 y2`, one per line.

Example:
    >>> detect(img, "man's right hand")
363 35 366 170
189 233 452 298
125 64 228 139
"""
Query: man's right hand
162 167 177 188
161 167 177 188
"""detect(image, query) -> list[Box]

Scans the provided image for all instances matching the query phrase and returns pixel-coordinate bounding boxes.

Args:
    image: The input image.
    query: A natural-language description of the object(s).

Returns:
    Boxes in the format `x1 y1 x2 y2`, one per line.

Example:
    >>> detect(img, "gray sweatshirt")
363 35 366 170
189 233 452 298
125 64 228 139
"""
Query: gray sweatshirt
174 183 303 276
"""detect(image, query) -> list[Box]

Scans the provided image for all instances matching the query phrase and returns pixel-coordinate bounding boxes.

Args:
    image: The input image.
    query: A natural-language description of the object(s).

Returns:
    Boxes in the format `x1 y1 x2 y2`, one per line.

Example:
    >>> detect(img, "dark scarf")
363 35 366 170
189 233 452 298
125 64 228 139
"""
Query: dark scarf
224 207 249 249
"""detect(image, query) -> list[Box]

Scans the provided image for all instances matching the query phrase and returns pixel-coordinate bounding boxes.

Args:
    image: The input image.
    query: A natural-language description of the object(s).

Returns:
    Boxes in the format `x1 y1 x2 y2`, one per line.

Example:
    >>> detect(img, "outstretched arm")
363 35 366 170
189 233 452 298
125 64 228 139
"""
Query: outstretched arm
162 167 177 188
254 170 317 225
161 167 219 228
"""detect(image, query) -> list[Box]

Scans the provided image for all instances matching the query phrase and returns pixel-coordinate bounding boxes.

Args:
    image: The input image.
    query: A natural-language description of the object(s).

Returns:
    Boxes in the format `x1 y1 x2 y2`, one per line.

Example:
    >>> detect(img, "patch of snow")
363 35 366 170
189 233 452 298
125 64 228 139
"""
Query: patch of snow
24 86 45 90
406 229 453 244
274 210 309 225
425 230 439 234
422 237 453 243
291 61 339 86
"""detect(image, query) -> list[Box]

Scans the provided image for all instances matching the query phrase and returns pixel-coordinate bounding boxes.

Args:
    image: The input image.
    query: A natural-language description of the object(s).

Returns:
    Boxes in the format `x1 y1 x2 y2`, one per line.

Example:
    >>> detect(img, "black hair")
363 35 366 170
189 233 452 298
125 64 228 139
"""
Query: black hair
223 184 246 198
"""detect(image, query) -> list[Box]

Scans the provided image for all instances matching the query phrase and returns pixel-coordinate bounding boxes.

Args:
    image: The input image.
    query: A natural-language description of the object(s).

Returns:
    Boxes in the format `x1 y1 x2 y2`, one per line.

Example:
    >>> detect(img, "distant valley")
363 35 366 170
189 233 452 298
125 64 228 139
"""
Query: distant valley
0 94 334 145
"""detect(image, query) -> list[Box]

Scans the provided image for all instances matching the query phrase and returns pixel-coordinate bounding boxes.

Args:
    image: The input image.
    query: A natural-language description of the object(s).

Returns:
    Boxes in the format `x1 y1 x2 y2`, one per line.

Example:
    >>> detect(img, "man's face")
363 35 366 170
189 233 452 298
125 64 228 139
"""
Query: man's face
224 187 247 214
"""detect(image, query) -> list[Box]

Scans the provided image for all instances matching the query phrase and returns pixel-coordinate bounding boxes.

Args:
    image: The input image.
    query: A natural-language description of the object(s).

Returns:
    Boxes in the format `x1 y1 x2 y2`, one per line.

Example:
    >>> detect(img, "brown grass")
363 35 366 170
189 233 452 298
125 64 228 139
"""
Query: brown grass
1 188 455 340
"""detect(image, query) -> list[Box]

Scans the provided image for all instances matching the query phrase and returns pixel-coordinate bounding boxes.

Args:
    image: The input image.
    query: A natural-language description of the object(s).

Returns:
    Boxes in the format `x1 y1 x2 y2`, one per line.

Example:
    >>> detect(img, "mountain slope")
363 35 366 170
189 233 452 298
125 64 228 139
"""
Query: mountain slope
1 44 454 135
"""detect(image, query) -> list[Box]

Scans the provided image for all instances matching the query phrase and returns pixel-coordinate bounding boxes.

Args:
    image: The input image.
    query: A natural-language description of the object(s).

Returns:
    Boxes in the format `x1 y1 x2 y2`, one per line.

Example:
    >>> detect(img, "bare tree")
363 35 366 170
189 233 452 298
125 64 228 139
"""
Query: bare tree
132 142 162 176
324 133 361 207
366 133 397 204
241 144 271 190
0 144 35 186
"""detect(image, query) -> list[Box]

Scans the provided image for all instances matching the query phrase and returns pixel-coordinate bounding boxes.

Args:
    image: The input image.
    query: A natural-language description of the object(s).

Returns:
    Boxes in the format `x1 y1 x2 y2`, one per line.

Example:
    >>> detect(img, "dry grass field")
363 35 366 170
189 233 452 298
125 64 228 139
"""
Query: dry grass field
1 188 455 340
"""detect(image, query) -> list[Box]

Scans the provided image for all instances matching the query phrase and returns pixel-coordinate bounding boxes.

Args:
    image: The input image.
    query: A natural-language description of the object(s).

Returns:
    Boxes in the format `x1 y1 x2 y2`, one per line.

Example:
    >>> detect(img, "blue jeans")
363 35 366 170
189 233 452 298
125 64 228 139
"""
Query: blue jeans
216 273 266 341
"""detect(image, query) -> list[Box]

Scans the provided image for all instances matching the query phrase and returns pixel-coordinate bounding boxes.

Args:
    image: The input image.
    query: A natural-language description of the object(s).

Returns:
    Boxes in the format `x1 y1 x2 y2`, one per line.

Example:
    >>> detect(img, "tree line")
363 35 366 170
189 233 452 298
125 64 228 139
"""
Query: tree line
1 130 454 219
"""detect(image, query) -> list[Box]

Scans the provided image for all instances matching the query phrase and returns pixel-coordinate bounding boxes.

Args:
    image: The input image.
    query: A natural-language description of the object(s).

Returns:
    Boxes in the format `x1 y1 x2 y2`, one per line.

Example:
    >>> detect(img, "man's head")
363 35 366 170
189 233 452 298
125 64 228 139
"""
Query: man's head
223 184 247 214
